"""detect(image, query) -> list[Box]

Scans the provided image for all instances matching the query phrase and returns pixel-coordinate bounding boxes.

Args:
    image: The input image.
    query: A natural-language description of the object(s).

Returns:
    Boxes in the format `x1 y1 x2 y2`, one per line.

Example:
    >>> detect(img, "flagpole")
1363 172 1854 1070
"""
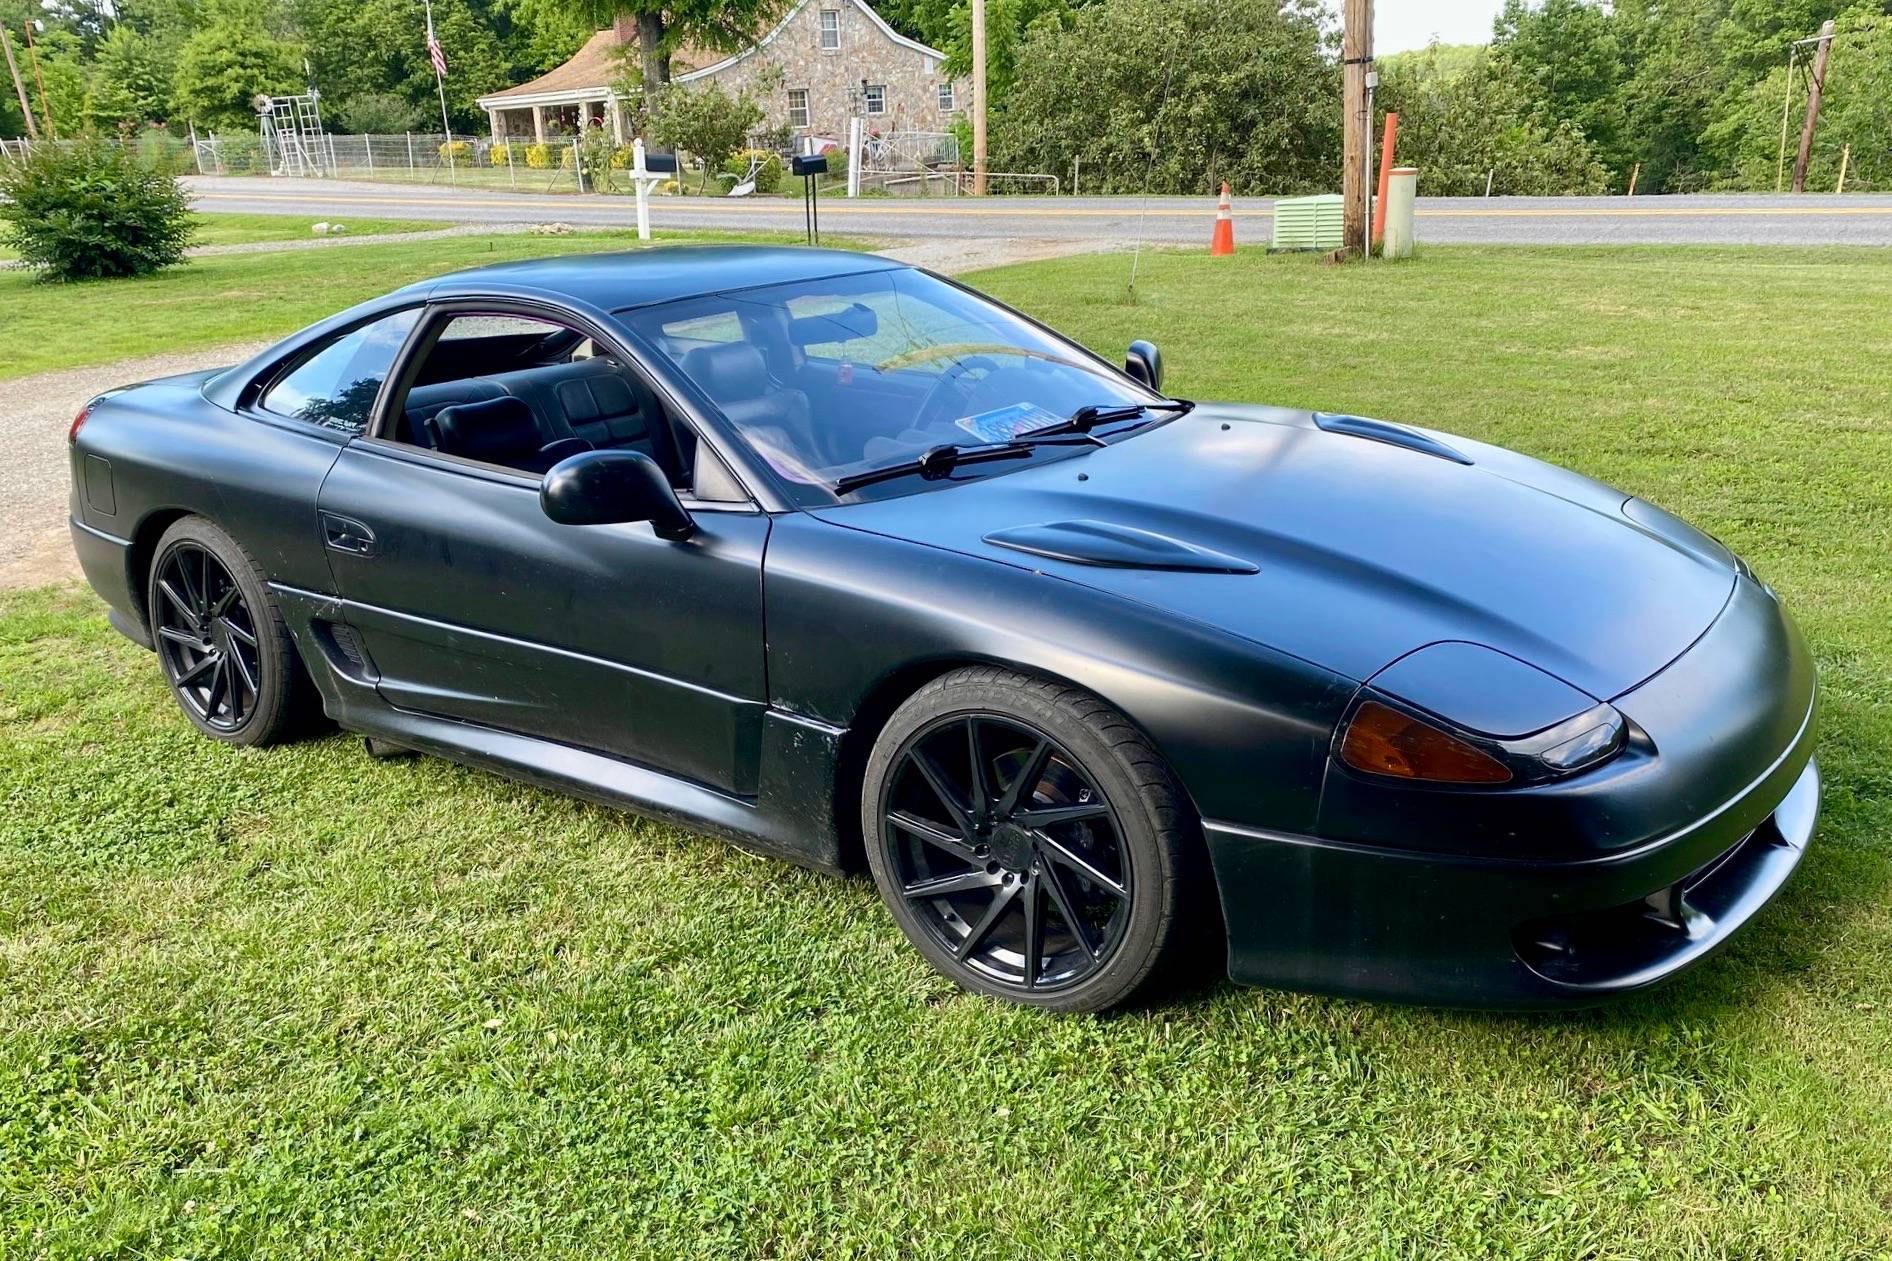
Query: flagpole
424 0 455 183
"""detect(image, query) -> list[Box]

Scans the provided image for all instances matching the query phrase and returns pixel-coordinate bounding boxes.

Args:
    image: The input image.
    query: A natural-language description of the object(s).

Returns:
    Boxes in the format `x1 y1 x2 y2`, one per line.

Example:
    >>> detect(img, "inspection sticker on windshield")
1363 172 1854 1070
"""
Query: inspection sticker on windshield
954 403 1062 444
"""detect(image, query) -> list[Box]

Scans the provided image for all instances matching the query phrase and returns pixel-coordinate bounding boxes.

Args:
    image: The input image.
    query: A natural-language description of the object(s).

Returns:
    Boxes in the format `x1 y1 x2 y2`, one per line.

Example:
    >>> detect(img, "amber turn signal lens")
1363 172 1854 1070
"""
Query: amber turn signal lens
1339 701 1513 784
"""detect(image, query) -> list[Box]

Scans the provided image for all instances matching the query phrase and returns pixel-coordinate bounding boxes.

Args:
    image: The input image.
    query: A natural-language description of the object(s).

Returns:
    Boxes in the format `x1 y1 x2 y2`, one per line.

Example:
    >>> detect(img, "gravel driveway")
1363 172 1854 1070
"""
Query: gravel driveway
1 342 270 590
1 235 1102 591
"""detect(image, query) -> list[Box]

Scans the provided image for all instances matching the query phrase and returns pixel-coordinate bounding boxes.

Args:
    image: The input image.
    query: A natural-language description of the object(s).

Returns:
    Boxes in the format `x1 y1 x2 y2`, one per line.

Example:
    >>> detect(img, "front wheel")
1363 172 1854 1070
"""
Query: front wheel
861 667 1210 1012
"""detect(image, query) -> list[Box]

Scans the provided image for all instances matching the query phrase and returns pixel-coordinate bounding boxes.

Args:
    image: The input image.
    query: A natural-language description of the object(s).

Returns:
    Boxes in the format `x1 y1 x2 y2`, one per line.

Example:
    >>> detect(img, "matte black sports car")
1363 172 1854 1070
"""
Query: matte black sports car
68 246 1818 1012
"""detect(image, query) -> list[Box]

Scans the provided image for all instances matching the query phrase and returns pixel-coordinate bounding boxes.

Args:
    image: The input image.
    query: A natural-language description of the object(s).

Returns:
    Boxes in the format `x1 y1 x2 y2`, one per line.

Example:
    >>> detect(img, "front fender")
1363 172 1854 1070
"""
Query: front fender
762 512 1354 834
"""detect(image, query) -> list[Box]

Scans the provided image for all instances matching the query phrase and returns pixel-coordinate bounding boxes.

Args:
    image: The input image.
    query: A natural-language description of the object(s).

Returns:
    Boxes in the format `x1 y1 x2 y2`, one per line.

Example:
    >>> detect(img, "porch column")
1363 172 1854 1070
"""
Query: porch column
487 109 501 141
532 105 547 144
608 94 626 143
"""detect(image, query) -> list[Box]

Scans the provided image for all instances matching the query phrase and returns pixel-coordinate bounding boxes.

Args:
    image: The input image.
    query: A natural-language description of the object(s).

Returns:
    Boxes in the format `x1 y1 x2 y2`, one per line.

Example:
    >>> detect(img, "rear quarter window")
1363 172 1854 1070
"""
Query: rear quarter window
263 308 420 434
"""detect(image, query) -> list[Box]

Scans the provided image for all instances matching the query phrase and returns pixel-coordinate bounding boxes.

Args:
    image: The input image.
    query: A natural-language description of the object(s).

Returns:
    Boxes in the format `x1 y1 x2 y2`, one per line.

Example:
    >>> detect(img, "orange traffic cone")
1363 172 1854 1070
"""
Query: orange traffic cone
1210 183 1235 255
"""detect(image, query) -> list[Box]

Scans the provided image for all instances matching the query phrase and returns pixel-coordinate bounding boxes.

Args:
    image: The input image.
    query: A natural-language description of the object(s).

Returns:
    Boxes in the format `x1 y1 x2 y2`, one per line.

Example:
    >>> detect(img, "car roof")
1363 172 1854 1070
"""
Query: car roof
405 244 908 312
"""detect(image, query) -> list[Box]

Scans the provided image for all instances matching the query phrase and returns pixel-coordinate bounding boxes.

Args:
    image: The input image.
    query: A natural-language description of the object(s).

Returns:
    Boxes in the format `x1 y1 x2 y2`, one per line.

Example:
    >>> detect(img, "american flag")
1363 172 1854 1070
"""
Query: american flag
426 21 448 77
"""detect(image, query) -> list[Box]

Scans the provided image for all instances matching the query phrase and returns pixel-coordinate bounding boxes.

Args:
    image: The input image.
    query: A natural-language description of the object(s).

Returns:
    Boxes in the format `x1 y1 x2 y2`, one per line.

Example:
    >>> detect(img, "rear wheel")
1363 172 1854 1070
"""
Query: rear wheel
862 667 1207 1012
148 516 320 747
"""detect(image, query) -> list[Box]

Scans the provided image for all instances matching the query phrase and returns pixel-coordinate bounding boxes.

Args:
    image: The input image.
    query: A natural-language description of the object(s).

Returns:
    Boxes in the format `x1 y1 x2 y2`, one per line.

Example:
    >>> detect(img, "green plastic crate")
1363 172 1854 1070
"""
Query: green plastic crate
1269 193 1344 252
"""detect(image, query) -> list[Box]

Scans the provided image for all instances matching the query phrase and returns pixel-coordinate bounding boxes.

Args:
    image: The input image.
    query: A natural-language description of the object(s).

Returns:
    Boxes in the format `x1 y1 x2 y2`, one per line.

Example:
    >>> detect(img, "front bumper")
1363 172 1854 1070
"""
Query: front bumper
1205 576 1819 1008
1205 754 1815 1007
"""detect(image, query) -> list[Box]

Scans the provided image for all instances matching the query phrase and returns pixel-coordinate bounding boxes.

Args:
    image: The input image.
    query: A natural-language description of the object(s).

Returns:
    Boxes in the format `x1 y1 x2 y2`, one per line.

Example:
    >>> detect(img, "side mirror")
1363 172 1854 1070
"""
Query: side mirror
541 449 695 540
1124 340 1163 392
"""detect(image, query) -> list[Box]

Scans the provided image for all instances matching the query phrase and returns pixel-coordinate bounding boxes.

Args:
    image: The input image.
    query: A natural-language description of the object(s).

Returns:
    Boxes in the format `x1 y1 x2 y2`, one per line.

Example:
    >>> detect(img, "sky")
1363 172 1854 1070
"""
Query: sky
1375 0 1508 54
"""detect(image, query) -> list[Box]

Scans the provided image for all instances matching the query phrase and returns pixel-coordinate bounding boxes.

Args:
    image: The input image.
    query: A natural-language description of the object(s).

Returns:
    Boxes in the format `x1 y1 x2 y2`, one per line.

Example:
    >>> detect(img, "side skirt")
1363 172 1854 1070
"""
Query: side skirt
271 584 848 874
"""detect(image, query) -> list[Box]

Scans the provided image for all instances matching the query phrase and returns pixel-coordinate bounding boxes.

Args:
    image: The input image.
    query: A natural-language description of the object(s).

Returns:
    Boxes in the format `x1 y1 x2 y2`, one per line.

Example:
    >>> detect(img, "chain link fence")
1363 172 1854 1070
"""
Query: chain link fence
4 128 1065 198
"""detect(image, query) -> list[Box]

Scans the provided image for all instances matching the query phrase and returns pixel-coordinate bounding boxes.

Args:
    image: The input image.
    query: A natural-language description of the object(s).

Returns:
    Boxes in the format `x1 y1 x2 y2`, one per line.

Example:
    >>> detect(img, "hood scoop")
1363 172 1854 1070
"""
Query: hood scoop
1314 413 1473 465
983 520 1259 574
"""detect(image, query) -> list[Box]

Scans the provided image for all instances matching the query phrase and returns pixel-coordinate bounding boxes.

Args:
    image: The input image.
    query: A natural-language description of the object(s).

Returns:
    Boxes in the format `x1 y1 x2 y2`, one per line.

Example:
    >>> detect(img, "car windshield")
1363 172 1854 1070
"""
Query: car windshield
619 268 1161 498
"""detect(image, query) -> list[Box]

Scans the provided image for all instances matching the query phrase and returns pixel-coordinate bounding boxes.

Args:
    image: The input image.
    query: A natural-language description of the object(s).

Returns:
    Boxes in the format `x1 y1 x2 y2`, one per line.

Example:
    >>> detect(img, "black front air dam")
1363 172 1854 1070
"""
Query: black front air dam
1205 578 1819 1008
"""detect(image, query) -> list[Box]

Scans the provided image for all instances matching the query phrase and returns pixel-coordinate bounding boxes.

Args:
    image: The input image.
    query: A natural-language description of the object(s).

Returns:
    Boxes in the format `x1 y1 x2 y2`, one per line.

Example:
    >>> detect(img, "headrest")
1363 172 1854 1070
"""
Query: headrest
681 342 769 404
432 396 540 461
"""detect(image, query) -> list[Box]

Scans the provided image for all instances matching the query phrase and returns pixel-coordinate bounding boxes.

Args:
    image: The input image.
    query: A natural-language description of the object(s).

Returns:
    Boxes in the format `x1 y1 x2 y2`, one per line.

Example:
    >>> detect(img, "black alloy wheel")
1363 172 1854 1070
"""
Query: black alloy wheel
883 713 1133 991
154 541 262 732
863 667 1208 1012
147 516 321 747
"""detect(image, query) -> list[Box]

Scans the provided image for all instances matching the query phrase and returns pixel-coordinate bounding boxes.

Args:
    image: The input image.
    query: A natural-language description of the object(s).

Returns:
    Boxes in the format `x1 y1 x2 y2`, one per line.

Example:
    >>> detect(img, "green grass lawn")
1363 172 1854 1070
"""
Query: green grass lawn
0 227 865 379
0 211 452 263
4 246 1891 1257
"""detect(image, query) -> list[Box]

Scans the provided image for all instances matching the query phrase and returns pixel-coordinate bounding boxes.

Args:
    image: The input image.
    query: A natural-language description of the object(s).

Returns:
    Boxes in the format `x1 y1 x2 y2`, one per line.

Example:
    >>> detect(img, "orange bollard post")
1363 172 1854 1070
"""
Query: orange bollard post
1372 112 1399 246
1210 183 1235 255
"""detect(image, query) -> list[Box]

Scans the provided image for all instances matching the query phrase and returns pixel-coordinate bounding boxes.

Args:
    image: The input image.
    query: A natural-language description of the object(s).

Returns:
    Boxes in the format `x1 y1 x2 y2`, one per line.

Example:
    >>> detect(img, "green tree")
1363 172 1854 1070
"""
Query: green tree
84 23 175 127
993 0 1335 195
332 91 428 133
1701 3 1892 190
649 77 760 190
872 0 960 46
1492 0 1629 177
16 26 92 138
507 0 784 110
939 0 1084 108
173 0 302 130
1609 0 1729 191
1378 49 1611 195
289 0 513 132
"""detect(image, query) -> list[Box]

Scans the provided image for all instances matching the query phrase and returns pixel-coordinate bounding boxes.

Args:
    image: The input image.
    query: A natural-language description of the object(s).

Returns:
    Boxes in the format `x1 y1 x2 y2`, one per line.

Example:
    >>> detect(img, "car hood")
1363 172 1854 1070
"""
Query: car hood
809 405 1736 701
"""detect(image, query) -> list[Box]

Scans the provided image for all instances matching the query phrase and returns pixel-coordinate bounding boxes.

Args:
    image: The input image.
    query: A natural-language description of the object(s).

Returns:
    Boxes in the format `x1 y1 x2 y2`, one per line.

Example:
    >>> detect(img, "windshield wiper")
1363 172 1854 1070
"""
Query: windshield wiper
832 435 1097 495
1034 398 1195 438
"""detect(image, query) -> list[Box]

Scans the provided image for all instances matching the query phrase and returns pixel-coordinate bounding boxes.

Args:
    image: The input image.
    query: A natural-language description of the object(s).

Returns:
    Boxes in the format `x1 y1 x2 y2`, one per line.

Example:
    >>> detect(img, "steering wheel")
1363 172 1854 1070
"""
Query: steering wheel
912 355 1003 433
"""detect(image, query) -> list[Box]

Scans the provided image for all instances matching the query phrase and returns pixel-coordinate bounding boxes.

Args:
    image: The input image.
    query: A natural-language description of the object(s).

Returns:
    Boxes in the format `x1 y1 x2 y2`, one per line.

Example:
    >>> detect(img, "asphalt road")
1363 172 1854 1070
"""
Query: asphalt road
187 176 1892 246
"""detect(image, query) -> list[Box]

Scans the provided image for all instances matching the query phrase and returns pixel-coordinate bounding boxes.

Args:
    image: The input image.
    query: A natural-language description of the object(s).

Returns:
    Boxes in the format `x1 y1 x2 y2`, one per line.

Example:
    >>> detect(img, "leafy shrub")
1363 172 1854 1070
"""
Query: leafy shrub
213 131 264 174
438 140 473 164
609 144 635 169
0 134 195 281
722 147 784 193
524 143 555 169
651 80 764 192
334 92 427 135
489 142 513 167
135 126 196 176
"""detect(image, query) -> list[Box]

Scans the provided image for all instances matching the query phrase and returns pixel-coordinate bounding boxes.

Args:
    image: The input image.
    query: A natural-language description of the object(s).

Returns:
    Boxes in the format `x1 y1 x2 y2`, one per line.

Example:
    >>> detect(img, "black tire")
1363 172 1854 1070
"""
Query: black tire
861 666 1209 1012
146 516 321 747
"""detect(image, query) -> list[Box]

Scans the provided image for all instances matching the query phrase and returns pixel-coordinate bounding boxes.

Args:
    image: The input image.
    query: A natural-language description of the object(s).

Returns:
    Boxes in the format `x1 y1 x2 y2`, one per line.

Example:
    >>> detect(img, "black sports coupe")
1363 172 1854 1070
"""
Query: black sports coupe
67 246 1818 1012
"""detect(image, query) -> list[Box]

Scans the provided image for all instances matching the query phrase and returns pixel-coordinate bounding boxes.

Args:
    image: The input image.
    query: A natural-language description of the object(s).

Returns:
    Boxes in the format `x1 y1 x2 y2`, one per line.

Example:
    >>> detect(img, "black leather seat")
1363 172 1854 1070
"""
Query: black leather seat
681 343 813 445
406 358 675 474
428 396 589 473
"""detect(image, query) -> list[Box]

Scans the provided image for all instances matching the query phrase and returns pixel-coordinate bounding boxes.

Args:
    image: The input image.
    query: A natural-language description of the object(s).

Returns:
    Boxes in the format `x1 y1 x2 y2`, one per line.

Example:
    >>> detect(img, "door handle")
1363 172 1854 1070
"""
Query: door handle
321 512 377 556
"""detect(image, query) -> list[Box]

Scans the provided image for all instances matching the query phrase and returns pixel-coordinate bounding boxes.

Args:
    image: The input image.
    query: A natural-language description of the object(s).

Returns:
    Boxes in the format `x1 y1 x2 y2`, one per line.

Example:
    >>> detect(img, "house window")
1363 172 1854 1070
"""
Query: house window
863 84 886 114
819 9 840 50
787 89 810 128
937 82 955 111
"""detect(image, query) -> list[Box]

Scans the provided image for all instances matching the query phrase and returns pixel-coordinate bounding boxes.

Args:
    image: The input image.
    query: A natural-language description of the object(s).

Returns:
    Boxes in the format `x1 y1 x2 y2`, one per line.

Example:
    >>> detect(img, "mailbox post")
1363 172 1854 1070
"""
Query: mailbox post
792 152 829 245
631 139 678 242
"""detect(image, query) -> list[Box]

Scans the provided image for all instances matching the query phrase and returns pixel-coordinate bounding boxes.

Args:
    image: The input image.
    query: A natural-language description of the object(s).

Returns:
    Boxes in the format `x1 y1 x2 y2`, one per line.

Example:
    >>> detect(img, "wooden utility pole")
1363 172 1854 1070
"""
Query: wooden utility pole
1 23 39 141
1791 20 1834 194
20 17 52 138
970 0 988 195
1341 0 1372 253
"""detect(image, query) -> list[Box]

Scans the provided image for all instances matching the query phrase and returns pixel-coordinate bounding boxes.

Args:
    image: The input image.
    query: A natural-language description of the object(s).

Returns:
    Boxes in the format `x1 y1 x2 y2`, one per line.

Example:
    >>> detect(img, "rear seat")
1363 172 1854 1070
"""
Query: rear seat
405 358 675 472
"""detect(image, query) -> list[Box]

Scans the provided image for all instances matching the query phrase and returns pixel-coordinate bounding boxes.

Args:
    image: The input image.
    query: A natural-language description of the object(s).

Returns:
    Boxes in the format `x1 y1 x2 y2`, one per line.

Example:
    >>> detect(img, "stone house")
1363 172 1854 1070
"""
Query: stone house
477 0 966 148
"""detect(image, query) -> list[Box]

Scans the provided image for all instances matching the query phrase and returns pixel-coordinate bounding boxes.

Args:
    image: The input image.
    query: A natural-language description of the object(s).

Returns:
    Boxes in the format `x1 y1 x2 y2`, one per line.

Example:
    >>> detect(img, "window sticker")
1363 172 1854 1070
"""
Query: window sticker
953 402 1063 445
